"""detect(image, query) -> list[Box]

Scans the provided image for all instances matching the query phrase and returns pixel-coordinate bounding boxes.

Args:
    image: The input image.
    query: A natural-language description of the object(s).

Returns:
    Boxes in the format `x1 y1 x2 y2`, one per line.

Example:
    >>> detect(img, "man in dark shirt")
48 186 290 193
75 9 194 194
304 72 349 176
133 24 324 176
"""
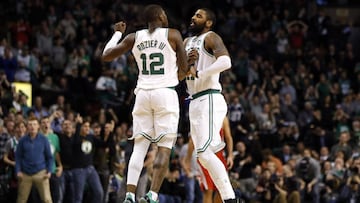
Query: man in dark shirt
93 120 116 203
71 115 103 203
58 119 75 203
232 141 256 201
15 116 53 203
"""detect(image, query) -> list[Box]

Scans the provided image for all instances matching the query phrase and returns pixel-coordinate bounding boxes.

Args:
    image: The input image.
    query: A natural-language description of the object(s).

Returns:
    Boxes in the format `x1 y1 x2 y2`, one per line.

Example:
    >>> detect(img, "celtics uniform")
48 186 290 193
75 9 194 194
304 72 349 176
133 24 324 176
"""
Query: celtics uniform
131 28 179 147
185 31 227 153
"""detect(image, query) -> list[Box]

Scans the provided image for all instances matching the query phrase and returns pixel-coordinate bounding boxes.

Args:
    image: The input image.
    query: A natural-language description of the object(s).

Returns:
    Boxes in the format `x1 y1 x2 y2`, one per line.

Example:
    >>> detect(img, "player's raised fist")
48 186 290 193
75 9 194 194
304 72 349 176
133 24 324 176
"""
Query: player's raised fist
114 21 126 33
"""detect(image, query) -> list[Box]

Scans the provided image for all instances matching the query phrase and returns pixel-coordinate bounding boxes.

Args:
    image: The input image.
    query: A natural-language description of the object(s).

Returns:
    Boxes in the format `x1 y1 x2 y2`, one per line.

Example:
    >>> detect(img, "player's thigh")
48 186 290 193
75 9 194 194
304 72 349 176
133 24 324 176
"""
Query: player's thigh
132 89 154 136
152 88 180 135
189 94 227 151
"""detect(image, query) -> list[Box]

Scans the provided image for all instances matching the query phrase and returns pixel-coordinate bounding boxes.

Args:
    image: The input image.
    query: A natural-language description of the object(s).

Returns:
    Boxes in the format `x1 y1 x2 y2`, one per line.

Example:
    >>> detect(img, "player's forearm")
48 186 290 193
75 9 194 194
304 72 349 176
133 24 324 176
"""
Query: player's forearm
102 31 122 61
197 55 231 78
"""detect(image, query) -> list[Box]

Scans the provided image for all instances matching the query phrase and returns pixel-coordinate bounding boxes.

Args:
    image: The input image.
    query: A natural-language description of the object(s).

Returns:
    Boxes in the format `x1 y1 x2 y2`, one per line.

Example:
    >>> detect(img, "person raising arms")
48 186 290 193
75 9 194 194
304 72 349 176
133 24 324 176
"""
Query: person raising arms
102 4 189 203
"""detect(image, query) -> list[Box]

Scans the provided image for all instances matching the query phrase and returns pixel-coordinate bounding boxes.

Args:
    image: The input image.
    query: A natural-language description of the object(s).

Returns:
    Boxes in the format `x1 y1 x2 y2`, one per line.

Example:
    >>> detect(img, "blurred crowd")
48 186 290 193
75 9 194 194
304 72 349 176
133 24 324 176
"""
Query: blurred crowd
0 0 360 203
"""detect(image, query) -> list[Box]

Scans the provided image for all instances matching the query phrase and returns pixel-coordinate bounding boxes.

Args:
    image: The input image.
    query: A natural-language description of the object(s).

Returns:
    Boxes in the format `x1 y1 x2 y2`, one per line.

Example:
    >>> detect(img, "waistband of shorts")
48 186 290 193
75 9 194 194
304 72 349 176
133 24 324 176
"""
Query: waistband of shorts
192 89 221 100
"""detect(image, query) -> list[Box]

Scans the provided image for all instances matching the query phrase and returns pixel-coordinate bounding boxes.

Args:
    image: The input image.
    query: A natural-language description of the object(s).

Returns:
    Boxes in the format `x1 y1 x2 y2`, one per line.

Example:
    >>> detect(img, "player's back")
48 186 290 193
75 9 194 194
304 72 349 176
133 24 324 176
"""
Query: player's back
132 28 178 90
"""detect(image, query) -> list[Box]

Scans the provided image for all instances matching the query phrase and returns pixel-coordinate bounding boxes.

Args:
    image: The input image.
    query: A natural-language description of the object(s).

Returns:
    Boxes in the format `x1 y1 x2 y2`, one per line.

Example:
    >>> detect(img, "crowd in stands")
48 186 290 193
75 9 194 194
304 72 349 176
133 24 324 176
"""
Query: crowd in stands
0 0 360 202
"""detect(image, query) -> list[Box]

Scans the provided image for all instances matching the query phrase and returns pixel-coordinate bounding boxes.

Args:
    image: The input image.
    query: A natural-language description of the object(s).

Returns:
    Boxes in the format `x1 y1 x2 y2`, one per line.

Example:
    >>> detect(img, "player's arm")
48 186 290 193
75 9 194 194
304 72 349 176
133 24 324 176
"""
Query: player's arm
196 32 231 78
169 29 189 81
102 21 135 62
223 116 234 169
183 137 195 173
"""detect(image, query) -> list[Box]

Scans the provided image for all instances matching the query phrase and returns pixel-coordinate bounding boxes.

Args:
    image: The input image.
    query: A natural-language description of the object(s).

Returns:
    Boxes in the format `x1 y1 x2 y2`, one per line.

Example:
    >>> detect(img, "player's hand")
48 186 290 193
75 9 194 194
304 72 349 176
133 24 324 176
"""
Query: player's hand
183 157 192 176
44 172 52 179
187 48 198 65
189 65 197 77
75 114 83 124
17 172 23 180
227 156 234 170
114 21 126 33
56 166 63 177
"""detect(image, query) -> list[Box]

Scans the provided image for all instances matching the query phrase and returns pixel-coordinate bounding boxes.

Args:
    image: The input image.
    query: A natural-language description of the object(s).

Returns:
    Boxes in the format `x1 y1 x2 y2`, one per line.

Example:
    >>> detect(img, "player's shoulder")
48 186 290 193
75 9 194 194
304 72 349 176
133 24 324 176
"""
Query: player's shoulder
167 28 181 36
167 28 183 42
205 31 221 40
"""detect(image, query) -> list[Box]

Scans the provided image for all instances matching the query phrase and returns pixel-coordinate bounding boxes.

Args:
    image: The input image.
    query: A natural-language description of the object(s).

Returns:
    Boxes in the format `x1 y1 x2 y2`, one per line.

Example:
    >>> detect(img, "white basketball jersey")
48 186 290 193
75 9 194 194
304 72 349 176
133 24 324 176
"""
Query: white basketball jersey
132 28 178 90
184 31 222 95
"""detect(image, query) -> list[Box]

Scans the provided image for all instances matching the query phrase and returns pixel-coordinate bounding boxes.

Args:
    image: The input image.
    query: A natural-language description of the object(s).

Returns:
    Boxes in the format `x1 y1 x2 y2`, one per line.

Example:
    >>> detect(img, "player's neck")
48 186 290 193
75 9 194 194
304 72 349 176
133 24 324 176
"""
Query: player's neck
195 29 210 36
148 22 163 33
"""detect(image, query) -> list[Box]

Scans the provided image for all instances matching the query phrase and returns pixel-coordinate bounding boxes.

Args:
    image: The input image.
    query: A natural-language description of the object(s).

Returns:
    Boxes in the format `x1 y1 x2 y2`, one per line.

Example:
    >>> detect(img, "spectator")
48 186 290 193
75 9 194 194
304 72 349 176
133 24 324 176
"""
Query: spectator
0 119 12 201
276 144 293 165
297 102 315 131
158 163 185 203
40 75 60 92
49 95 66 115
279 77 297 105
3 121 27 202
95 67 119 108
179 137 203 203
280 93 298 122
254 167 287 203
329 129 353 161
338 174 360 202
57 11 77 43
228 96 244 139
40 116 63 203
319 146 330 164
295 148 322 203
282 164 301 203
286 20 308 50
93 120 117 203
15 116 53 203
0 46 18 82
11 17 32 46
36 21 53 56
316 74 332 103
261 149 283 176
32 96 49 119
258 103 278 149
71 115 104 203
231 141 257 201
58 119 75 203
275 28 289 55
16 46 30 70
51 38 66 76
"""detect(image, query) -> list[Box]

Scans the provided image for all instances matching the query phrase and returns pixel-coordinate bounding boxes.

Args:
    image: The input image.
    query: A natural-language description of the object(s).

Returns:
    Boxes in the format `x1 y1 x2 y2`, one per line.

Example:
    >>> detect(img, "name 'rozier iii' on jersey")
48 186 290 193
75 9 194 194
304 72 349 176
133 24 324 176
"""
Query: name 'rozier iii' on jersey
136 40 167 51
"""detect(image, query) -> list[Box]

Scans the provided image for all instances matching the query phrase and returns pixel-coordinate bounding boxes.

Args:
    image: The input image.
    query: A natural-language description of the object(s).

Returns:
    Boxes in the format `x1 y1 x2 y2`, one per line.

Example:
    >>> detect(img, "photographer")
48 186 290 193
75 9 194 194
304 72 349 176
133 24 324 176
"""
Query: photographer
338 175 360 202
254 168 287 203
295 149 322 203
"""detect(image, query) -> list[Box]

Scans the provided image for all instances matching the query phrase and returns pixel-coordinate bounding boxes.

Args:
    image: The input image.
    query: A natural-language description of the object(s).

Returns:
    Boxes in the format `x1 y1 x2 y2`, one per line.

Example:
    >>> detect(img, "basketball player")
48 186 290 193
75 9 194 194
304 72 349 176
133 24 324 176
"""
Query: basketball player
102 4 189 203
184 8 243 203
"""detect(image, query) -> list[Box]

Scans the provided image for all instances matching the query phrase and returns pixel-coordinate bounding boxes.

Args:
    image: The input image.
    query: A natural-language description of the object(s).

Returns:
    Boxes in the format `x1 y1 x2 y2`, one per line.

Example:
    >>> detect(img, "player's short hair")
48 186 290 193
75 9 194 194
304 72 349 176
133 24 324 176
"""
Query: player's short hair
143 4 163 24
200 8 216 28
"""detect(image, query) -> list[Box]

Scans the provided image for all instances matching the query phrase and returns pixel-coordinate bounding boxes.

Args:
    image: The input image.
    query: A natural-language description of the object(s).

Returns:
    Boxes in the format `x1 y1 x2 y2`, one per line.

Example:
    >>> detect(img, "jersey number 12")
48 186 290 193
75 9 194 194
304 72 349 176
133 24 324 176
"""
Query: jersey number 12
140 53 164 75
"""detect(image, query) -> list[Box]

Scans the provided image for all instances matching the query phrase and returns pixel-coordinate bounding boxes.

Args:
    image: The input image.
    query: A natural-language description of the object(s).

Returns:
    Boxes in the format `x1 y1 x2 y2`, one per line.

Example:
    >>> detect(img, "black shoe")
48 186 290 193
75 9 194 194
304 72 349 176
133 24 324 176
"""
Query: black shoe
224 198 246 203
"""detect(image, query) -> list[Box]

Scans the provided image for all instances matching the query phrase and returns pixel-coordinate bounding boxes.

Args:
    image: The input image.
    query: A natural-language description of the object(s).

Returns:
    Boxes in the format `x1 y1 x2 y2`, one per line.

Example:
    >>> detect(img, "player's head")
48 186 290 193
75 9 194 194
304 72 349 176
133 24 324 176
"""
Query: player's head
143 4 168 27
189 8 216 35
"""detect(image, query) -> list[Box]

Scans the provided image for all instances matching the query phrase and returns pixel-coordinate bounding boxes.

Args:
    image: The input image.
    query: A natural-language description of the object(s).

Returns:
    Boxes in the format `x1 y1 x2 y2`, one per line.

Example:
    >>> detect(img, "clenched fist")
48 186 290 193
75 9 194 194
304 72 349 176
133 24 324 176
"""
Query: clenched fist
114 21 126 33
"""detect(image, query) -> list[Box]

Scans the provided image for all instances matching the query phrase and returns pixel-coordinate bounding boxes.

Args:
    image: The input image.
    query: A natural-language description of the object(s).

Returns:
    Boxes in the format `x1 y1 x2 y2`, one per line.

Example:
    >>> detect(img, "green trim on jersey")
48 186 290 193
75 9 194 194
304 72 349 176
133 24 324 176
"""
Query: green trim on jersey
139 132 167 143
197 93 214 153
192 89 220 100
